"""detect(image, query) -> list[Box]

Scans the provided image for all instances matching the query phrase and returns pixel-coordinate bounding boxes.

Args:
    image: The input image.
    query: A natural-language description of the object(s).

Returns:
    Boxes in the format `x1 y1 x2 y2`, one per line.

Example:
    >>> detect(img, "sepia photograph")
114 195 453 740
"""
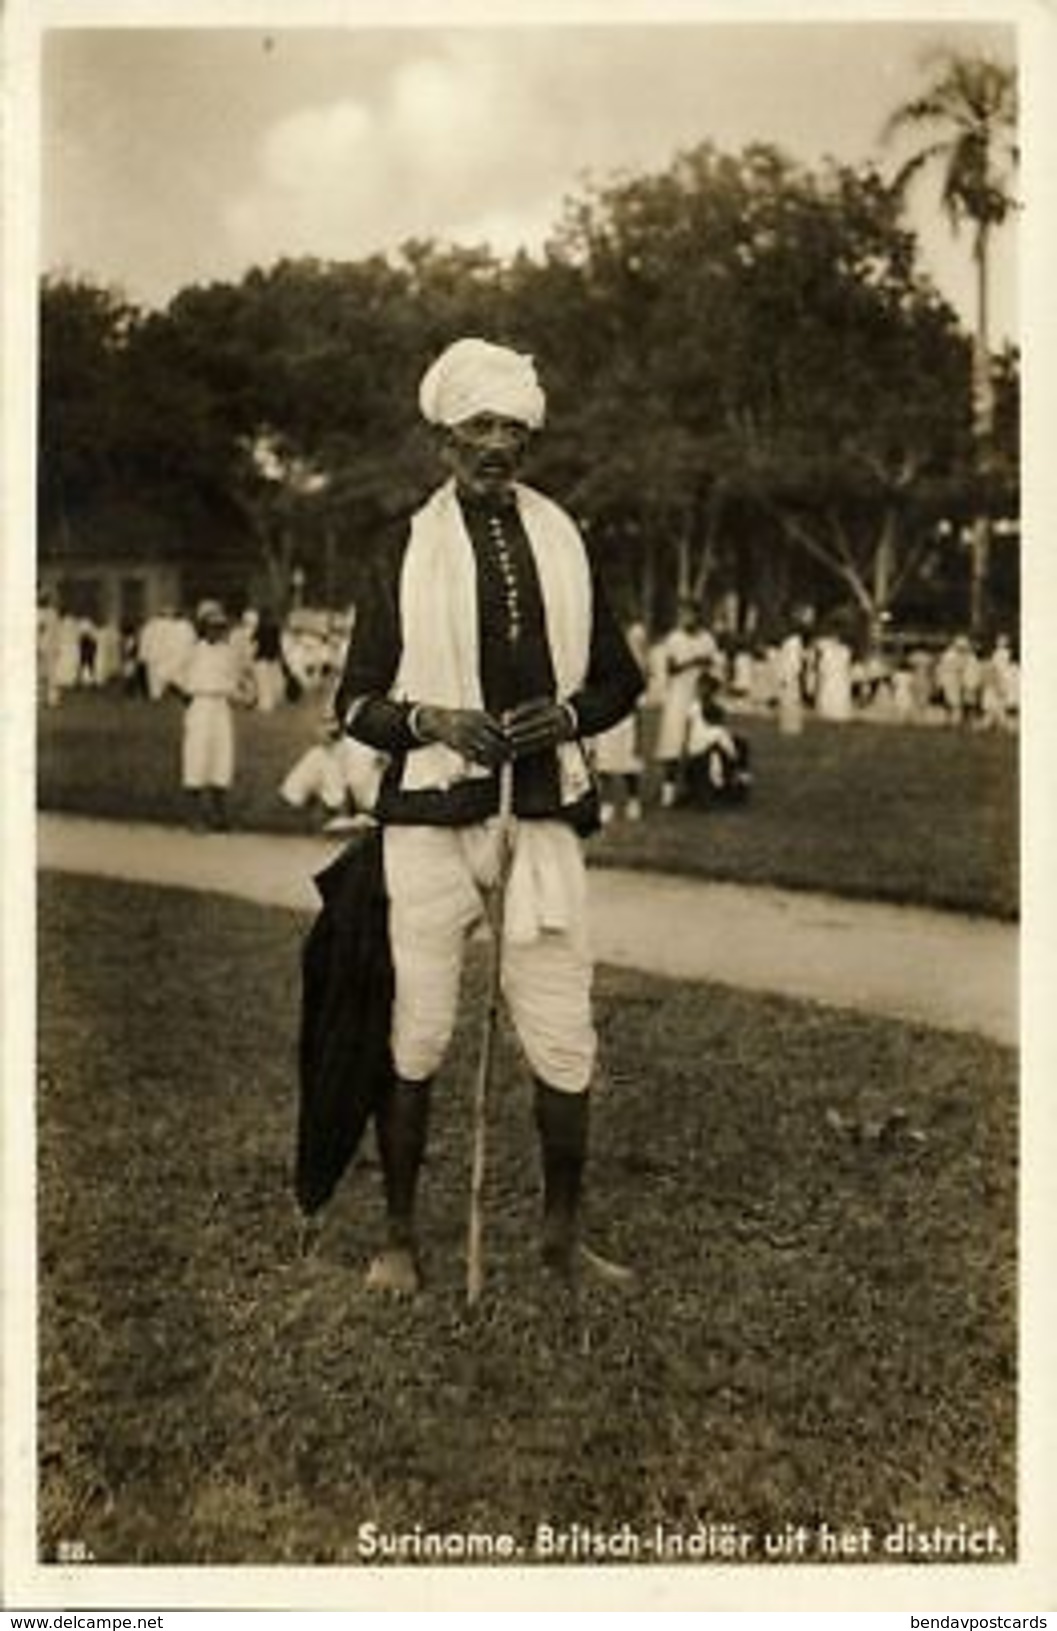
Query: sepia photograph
4 0 1054 1613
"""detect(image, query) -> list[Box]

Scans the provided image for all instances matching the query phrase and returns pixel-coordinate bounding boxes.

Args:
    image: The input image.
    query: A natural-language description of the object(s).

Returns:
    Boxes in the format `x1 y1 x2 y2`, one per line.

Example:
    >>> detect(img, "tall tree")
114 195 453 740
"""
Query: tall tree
883 50 1018 634
539 144 976 643
40 137 1015 637
38 278 138 547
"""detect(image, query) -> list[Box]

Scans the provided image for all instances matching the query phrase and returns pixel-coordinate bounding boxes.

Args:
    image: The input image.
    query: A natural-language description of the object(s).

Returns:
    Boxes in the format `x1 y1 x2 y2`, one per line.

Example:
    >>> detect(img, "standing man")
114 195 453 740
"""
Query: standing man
776 624 806 736
335 337 643 1295
654 597 720 807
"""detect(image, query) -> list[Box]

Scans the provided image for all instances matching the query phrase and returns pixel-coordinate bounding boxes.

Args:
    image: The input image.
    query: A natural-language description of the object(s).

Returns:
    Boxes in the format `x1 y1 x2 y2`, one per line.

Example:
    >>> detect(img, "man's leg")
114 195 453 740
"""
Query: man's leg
533 1079 590 1278
365 1076 432 1293
206 706 234 830
500 830 596 1279
182 703 209 830
185 788 209 832
371 826 481 1292
206 786 230 830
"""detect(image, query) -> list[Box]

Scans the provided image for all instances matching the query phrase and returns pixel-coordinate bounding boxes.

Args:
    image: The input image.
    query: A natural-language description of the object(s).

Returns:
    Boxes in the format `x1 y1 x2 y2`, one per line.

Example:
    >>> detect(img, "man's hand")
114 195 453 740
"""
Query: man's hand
504 697 576 759
413 704 509 768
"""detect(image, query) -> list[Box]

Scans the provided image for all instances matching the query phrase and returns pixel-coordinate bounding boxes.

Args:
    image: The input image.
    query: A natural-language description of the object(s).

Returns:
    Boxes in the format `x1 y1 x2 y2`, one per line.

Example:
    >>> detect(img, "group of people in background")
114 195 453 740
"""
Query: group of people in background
727 624 1019 734
35 597 125 707
35 594 354 713
591 597 752 821
37 581 1019 837
585 604 1020 822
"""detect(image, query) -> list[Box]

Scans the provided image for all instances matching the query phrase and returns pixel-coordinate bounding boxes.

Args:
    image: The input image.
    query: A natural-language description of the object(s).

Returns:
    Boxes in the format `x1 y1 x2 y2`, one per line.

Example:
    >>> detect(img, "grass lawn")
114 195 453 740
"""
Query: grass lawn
36 875 1017 1567
36 692 1018 919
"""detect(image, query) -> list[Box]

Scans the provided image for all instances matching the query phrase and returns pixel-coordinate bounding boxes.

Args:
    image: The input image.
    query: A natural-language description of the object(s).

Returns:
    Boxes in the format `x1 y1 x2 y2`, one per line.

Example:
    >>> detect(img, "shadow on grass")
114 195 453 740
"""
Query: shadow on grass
36 876 1016 1566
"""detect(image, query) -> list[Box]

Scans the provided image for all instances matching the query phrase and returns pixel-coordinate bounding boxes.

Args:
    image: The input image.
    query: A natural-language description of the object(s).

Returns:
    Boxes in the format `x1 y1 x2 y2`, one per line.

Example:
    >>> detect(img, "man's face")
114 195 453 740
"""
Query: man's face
442 412 532 499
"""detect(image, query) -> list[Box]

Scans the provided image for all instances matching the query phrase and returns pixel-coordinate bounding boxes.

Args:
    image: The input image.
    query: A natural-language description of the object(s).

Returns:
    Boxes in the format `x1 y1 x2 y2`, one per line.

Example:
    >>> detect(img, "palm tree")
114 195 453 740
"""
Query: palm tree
883 51 1018 635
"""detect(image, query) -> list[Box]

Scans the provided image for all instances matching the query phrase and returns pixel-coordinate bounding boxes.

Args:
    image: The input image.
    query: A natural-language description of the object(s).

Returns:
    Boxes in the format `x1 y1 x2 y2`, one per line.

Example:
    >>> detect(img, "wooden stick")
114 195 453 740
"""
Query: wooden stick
466 759 515 1307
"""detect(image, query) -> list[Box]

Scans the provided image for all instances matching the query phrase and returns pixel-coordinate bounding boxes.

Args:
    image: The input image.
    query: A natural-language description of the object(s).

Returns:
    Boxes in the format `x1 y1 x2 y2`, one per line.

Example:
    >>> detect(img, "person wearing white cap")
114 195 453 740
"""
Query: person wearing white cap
172 600 254 831
335 337 644 1294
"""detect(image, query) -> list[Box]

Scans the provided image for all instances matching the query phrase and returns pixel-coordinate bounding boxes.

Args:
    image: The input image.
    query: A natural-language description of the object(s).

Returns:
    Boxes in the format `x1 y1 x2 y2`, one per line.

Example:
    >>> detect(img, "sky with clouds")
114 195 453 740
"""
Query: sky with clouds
40 17 1018 339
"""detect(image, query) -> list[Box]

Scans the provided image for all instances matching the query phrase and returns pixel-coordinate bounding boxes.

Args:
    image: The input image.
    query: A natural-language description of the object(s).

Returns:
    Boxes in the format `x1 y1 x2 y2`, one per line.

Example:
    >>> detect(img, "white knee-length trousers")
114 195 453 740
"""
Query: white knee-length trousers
383 822 596 1094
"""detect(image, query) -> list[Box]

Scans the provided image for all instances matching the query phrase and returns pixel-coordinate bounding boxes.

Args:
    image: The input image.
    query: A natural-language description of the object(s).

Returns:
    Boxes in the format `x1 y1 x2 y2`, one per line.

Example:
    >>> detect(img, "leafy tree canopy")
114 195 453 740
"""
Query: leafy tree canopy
38 137 1018 639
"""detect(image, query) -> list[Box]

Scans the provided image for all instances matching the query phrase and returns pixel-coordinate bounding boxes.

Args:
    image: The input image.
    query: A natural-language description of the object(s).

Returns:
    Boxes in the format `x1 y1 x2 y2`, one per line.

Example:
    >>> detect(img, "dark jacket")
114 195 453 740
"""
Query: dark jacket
335 489 644 831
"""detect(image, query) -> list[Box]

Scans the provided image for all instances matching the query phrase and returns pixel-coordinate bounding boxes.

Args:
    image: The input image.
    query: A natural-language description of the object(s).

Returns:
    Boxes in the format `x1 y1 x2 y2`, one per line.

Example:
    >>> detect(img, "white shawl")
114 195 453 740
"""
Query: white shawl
392 479 593 805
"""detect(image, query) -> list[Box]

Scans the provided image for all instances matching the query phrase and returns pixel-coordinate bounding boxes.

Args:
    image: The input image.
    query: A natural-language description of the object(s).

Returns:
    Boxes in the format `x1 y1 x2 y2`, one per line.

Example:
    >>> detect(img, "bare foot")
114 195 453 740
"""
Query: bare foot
364 1245 421 1295
578 1243 637 1289
542 1233 637 1291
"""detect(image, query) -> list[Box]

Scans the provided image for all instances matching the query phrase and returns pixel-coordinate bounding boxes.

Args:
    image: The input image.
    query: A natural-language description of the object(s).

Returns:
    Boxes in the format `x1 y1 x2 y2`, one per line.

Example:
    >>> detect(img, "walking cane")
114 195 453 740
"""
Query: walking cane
466 755 516 1307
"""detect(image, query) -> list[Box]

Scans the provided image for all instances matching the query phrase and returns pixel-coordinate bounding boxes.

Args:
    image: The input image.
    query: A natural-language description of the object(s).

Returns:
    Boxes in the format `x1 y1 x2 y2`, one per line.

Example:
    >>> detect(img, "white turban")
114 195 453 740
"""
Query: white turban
418 337 546 430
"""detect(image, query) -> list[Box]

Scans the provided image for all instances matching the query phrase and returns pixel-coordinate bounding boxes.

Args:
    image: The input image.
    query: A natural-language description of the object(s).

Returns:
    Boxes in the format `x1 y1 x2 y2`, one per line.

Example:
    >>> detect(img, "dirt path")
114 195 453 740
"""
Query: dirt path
37 813 1017 1045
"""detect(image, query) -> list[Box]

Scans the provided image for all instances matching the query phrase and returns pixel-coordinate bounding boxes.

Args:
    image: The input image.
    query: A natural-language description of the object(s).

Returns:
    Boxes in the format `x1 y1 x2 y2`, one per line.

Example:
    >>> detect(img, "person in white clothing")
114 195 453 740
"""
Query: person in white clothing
36 590 62 707
280 708 383 831
936 635 974 725
173 600 254 830
814 632 854 722
139 608 195 700
56 613 81 693
654 598 720 806
138 613 167 700
978 634 1018 731
776 629 806 735
591 619 649 823
94 620 122 687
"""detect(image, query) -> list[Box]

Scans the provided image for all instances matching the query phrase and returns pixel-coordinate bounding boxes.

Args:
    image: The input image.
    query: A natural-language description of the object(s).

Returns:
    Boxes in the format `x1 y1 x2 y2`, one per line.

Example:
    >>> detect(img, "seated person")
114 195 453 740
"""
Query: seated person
682 673 752 807
280 707 383 832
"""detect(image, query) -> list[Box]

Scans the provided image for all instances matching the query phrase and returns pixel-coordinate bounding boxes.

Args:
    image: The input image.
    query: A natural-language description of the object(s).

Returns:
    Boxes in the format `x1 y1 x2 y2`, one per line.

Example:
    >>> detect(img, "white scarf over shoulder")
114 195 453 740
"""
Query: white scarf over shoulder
392 479 593 806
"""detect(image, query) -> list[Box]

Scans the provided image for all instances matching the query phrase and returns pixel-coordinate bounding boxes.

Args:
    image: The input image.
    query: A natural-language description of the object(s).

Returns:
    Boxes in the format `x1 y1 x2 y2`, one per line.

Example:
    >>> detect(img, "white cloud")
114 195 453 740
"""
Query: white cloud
260 99 373 189
41 21 1018 337
389 53 499 156
224 39 570 271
